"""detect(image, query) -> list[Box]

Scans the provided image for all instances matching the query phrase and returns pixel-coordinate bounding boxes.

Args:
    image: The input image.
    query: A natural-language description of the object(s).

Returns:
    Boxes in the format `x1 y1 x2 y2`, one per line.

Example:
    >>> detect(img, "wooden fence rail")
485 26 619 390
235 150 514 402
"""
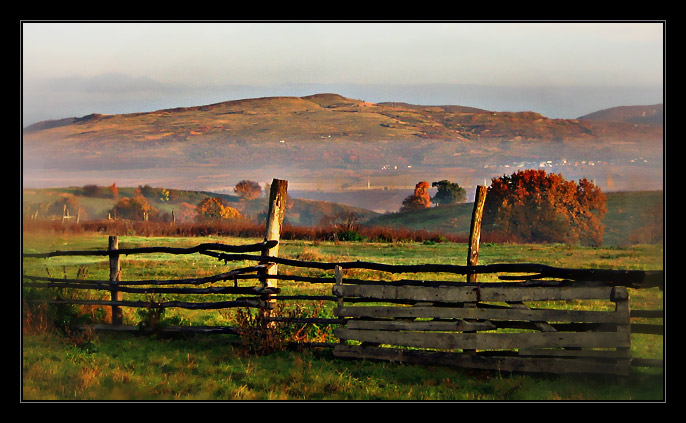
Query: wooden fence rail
22 180 663 375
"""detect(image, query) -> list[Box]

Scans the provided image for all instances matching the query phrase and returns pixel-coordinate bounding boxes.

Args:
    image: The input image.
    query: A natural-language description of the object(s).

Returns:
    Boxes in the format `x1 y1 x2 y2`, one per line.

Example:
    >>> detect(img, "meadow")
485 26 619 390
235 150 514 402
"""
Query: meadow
21 230 664 401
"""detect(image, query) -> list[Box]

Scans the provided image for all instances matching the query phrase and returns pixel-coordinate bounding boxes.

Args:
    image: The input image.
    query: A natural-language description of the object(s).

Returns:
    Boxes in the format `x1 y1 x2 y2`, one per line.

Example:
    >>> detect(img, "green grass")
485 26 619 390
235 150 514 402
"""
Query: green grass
22 233 664 401
22 332 663 401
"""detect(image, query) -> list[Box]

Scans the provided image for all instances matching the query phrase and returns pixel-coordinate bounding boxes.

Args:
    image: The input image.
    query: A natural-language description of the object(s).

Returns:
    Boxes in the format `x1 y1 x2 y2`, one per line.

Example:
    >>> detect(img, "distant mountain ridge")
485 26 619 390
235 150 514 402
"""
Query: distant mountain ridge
23 93 663 142
578 104 663 126
22 93 664 194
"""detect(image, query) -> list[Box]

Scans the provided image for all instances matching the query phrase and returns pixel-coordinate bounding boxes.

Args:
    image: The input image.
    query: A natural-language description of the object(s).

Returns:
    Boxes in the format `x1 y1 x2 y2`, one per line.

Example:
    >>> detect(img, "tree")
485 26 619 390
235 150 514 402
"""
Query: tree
110 195 159 221
48 193 82 217
196 197 242 222
431 180 466 206
400 181 431 212
483 169 607 246
109 183 119 200
82 184 103 197
174 202 199 223
234 180 262 201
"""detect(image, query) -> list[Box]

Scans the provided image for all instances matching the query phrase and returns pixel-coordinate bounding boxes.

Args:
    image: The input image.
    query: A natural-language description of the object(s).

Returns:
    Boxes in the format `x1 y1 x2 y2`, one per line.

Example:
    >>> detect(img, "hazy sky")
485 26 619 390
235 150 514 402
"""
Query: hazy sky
21 21 665 126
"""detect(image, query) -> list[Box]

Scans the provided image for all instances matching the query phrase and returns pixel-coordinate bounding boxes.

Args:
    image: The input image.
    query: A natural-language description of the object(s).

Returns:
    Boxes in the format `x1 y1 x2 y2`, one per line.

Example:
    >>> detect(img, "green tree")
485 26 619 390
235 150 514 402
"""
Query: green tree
81 184 103 197
431 180 466 206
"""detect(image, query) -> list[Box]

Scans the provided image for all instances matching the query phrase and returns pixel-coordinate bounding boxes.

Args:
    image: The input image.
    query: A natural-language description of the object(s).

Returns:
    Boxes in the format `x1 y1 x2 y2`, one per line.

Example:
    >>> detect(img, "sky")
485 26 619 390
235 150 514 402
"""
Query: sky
21 21 665 126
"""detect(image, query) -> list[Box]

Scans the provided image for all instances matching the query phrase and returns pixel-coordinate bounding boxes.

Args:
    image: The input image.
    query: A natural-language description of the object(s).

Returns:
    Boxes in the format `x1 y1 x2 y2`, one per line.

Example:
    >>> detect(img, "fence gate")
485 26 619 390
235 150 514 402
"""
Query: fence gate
332 270 633 375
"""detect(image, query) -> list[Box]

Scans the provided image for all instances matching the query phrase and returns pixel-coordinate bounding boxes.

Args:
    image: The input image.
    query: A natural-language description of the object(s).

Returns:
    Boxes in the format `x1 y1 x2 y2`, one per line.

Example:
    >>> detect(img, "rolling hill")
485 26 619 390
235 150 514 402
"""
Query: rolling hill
22 93 664 196
578 104 663 126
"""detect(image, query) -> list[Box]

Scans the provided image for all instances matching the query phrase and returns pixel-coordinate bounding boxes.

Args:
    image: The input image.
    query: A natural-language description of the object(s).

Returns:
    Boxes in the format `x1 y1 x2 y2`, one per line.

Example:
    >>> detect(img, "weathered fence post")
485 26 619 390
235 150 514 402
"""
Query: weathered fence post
260 179 288 316
109 235 123 325
467 185 488 283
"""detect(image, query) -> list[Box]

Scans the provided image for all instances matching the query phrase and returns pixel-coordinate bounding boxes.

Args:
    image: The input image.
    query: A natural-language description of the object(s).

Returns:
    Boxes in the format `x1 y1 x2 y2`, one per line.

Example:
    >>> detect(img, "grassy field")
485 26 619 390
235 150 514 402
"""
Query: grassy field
21 232 664 401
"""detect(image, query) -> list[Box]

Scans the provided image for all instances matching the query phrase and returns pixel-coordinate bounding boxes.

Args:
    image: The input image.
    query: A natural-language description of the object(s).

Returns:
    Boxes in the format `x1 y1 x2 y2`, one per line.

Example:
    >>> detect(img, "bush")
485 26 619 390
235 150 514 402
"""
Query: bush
337 229 364 242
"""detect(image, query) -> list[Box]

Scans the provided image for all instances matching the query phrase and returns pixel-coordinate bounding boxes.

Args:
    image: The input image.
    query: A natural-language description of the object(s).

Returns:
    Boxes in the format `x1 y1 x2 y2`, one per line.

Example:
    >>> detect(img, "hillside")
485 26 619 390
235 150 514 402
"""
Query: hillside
364 190 664 247
22 93 664 194
23 93 663 143
578 104 663 126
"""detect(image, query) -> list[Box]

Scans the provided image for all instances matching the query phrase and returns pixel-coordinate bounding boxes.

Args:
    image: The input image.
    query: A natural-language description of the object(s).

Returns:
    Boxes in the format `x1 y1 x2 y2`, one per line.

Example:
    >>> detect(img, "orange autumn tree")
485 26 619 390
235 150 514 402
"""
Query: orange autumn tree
400 181 432 212
483 169 607 246
196 197 242 222
111 195 159 221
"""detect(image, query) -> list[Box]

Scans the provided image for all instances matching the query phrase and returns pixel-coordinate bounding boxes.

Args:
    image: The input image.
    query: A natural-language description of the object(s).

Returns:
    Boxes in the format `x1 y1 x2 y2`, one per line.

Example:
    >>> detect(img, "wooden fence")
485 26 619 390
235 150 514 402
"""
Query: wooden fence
22 179 663 375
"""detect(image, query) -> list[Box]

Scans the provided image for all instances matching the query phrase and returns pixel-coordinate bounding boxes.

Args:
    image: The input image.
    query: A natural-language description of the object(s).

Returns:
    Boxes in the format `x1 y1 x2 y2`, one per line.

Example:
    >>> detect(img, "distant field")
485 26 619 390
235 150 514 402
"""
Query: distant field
22 187 663 247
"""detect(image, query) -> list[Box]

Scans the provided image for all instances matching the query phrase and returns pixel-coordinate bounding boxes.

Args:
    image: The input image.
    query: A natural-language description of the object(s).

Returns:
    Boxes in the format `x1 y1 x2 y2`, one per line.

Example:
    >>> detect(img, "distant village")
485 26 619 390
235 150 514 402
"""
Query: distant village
377 157 651 173
479 157 650 170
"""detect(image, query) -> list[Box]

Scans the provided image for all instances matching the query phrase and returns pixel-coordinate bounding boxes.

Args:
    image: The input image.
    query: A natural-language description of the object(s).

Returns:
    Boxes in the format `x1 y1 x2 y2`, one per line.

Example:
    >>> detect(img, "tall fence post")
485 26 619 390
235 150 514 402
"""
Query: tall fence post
109 235 123 325
467 185 488 283
260 179 288 316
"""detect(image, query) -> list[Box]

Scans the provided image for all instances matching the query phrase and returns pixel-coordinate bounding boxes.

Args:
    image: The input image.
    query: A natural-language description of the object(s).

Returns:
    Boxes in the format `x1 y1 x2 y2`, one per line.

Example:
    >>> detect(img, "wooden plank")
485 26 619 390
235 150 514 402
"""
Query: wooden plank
344 319 496 332
508 301 556 332
334 284 615 303
333 345 631 375
334 305 626 324
333 284 477 303
518 348 631 359
477 286 615 302
335 328 629 350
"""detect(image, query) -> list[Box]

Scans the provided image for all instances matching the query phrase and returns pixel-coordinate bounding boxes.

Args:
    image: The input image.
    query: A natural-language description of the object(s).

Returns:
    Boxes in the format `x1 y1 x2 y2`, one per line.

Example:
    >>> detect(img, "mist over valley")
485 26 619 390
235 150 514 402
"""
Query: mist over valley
22 94 663 212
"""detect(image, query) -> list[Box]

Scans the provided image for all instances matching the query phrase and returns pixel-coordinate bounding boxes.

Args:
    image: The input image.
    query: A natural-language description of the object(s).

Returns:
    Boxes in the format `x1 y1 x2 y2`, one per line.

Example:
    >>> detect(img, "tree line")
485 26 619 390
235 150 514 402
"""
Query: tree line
26 170 610 246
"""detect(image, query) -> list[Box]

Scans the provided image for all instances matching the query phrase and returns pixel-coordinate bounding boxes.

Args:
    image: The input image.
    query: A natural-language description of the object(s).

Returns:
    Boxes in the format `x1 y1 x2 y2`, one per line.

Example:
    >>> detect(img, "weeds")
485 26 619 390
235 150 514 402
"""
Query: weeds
233 302 333 356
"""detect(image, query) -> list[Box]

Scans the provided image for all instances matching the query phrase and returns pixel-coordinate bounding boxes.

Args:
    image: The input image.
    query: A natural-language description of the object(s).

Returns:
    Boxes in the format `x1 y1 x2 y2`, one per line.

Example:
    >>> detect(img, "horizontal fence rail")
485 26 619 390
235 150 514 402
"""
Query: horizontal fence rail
22 240 278 259
203 251 664 289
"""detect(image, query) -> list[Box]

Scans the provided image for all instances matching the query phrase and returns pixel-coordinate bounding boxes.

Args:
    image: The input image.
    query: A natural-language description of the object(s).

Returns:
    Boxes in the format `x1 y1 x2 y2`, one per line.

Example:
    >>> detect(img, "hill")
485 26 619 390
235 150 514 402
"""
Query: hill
578 104 663 126
22 93 663 194
23 94 663 143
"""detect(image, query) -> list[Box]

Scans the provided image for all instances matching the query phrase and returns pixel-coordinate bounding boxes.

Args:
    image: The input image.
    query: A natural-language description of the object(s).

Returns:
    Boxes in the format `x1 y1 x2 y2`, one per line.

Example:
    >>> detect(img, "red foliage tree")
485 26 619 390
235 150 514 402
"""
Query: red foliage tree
109 183 119 200
483 169 607 246
234 180 262 201
400 181 432 212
